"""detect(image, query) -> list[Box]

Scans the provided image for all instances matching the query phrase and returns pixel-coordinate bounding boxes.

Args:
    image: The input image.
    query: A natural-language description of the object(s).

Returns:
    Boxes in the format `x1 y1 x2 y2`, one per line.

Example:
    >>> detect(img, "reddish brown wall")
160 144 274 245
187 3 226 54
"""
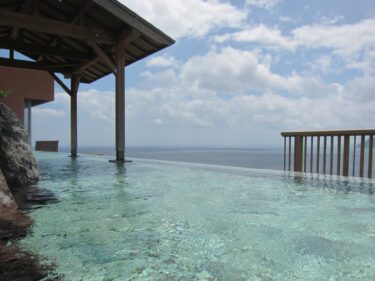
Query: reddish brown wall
0 66 54 120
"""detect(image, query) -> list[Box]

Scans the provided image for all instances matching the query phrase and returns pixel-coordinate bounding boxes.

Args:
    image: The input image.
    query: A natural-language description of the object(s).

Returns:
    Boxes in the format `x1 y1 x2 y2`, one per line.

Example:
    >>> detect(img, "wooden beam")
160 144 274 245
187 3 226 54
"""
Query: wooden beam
89 41 116 73
29 0 41 16
75 57 100 74
0 11 117 44
0 57 72 73
49 72 71 96
117 29 140 50
74 29 139 74
0 38 92 61
282 129 375 137
71 0 93 24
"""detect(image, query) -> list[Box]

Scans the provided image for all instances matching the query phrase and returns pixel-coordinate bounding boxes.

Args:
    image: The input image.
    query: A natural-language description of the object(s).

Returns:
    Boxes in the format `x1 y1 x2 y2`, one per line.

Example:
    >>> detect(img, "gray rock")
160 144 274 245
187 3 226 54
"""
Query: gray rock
0 103 39 188
0 169 17 211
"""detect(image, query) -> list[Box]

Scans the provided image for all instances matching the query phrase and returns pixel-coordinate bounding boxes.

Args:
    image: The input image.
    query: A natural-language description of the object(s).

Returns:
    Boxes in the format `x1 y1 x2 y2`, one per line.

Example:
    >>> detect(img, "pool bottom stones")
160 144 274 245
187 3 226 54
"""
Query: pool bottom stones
0 187 61 281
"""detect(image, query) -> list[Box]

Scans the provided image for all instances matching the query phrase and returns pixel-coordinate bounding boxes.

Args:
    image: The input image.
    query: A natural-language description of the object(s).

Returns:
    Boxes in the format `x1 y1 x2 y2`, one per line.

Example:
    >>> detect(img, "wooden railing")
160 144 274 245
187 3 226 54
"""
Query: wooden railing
281 129 375 178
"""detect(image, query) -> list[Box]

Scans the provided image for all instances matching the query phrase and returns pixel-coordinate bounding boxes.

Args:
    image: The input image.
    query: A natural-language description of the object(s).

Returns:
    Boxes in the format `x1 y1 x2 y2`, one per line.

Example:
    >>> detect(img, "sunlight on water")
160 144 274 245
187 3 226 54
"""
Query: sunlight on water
20 152 375 281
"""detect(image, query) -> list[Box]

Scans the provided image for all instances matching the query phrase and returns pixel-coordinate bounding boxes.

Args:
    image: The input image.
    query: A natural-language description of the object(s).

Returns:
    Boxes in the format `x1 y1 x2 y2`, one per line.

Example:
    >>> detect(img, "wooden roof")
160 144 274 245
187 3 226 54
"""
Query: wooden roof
0 0 175 83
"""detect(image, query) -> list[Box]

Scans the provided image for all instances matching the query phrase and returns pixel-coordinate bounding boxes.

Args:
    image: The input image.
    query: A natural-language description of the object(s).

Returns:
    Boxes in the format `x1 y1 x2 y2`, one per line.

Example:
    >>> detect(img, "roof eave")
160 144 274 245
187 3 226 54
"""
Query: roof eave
92 0 175 47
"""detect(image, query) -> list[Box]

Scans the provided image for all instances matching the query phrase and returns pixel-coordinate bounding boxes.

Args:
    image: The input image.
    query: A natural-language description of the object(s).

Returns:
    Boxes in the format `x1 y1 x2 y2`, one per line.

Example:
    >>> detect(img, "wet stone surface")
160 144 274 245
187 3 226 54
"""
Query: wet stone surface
0 186 60 281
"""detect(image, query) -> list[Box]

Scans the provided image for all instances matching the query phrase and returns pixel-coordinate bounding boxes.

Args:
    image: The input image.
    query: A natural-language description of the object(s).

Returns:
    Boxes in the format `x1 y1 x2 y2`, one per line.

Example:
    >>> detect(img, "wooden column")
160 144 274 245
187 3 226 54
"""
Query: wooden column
70 75 80 157
115 47 125 162
294 136 303 172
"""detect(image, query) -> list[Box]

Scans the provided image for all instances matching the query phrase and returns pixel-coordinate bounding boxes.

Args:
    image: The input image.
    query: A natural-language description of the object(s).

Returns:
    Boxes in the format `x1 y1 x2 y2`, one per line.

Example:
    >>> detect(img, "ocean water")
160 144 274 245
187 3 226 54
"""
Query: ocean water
60 146 285 171
59 146 375 176
20 152 375 280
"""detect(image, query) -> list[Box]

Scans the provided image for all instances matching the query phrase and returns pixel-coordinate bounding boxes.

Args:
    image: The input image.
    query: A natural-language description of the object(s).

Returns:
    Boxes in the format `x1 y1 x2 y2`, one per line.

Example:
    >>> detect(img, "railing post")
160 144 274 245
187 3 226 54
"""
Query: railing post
294 136 303 172
330 136 334 175
343 135 350 177
288 136 292 171
281 129 375 179
323 136 327 174
310 136 314 173
352 136 356 177
368 135 373 179
337 136 341 175
316 136 320 173
304 136 307 173
283 137 286 171
360 135 365 177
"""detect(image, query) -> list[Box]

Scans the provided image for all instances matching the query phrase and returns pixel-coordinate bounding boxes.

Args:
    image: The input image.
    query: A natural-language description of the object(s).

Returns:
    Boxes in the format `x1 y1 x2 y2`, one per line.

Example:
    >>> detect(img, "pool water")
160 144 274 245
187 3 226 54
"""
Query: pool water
20 153 375 281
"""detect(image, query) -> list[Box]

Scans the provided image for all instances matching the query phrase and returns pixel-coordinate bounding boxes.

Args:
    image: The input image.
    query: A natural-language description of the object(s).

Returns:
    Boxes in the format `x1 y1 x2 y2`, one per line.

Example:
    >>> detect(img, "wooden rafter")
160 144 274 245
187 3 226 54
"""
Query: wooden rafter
0 10 117 44
0 38 92 61
0 57 72 73
89 41 116 73
71 0 93 24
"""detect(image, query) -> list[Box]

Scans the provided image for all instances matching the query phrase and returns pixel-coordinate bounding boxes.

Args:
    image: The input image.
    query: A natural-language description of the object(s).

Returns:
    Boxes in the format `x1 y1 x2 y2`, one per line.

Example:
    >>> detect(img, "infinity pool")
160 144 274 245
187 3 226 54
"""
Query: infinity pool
20 152 375 280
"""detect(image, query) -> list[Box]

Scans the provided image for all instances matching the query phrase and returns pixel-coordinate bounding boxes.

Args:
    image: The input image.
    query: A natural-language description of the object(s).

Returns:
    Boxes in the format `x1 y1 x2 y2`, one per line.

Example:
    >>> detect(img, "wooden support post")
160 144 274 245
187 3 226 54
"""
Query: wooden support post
70 75 80 158
115 47 125 162
343 135 350 177
294 136 303 172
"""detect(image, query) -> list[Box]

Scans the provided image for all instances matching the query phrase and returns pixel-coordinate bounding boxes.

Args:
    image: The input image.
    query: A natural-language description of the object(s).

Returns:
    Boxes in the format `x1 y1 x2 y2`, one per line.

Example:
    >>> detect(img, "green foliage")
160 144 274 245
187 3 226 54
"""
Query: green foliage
0 89 10 98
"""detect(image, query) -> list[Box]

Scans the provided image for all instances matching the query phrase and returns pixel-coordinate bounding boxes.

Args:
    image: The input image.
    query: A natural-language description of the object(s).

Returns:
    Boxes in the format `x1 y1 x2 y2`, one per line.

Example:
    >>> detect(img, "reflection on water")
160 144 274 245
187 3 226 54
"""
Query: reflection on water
20 152 375 281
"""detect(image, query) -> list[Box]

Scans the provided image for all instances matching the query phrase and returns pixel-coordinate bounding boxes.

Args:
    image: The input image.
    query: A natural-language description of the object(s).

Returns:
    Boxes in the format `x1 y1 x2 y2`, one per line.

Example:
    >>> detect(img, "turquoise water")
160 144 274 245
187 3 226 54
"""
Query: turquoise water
20 153 375 280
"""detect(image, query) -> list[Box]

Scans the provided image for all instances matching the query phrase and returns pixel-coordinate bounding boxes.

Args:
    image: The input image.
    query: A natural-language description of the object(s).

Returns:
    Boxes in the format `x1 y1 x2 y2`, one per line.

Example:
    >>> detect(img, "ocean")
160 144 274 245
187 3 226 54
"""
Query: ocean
59 146 285 171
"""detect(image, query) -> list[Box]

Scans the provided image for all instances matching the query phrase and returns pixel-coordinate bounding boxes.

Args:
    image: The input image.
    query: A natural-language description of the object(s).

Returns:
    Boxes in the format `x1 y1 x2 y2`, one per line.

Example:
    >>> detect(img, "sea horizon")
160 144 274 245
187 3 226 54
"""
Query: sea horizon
58 146 286 171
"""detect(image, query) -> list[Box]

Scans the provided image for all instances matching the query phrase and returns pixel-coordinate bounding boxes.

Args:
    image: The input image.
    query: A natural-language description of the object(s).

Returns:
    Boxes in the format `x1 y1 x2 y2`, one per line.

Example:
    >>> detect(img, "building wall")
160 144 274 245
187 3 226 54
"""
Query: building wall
0 66 54 120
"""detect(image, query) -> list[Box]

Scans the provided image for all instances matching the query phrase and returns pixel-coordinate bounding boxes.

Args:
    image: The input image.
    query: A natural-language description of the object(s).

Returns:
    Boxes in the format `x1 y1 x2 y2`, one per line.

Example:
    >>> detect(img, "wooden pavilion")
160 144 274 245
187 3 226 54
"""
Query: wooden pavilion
0 0 175 161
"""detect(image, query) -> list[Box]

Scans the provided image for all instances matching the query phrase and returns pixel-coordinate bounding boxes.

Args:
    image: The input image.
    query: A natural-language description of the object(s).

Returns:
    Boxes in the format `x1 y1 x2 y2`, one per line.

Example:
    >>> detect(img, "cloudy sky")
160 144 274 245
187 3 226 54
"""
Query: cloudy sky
33 0 375 147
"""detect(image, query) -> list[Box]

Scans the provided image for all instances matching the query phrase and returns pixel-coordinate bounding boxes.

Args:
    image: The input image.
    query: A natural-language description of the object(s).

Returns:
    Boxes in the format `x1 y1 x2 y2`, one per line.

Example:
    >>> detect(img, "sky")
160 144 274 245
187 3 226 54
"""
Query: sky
31 0 375 148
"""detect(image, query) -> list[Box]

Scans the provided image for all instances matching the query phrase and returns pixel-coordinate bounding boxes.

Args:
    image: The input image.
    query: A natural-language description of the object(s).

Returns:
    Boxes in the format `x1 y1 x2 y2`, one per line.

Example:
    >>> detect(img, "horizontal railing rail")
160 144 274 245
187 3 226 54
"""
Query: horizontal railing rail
281 129 375 178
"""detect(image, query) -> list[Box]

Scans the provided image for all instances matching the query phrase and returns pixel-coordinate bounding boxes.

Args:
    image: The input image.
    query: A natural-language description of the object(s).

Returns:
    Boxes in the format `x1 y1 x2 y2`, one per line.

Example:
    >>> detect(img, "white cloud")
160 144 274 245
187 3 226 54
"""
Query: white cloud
180 47 337 98
33 108 65 117
212 24 296 50
121 0 247 39
319 15 344 25
212 18 375 73
214 18 375 55
246 0 281 9
311 55 332 73
292 18 375 57
146 55 179 68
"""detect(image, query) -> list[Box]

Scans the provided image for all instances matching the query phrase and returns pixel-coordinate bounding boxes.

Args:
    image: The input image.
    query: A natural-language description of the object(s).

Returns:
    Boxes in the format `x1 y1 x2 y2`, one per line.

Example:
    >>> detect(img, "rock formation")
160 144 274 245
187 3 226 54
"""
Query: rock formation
0 103 39 188
0 170 17 212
